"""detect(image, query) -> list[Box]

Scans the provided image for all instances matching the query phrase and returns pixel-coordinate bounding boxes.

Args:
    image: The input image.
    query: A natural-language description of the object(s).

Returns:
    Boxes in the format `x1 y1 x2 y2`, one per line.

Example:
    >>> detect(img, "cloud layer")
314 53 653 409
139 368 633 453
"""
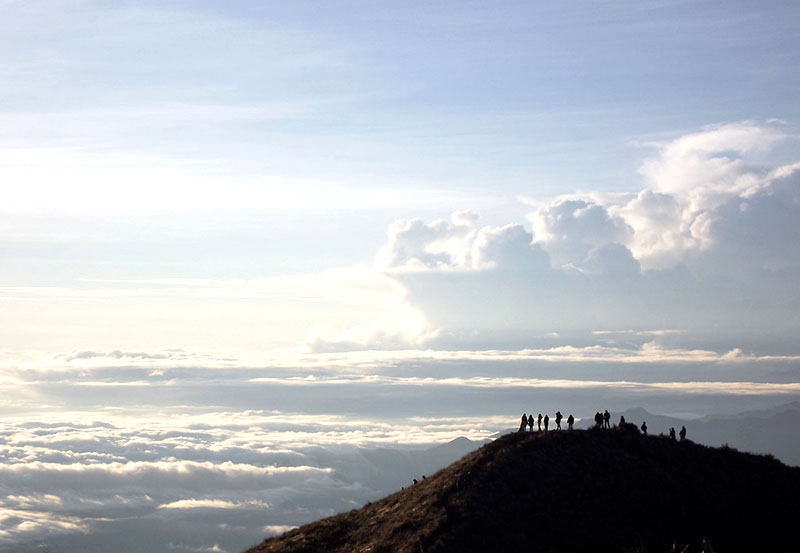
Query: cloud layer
2 338 799 552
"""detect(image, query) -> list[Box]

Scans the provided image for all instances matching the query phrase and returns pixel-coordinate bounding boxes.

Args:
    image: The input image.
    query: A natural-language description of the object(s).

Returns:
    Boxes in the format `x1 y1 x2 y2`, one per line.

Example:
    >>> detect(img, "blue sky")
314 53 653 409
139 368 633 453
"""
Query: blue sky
4 1 798 213
2 0 800 350
2 3 800 551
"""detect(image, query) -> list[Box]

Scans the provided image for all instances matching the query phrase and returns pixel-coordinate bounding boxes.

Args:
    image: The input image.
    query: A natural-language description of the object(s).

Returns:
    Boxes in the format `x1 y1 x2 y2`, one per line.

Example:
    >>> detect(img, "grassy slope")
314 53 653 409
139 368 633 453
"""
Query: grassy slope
244 428 800 553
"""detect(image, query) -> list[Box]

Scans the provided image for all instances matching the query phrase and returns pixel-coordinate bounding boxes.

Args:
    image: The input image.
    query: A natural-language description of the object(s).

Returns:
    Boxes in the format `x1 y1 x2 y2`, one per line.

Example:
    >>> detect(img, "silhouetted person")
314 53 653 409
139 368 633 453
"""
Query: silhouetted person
543 414 549 432
567 414 574 430
594 412 603 427
619 415 626 427
641 421 647 435
603 410 611 429
537 413 542 431
679 425 686 441
528 413 534 431
669 427 676 440
519 413 527 432
555 411 562 430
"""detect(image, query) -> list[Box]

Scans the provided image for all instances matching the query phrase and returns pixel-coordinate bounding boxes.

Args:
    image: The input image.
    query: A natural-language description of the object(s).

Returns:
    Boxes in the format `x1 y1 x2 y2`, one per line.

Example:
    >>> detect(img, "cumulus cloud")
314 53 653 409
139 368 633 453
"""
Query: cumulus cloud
522 122 800 274
357 121 800 351
620 122 799 271
638 122 783 207
375 211 479 270
470 224 549 272
529 198 632 269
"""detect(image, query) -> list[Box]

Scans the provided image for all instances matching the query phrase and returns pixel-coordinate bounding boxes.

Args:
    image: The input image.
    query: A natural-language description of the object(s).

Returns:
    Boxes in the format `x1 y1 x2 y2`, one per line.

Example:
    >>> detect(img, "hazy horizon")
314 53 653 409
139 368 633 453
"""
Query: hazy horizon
2 1 799 552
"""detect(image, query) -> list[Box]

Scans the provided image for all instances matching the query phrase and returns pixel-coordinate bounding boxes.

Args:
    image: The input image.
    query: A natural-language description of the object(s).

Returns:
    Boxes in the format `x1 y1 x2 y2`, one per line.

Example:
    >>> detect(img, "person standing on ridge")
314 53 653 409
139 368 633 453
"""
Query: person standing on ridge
543 414 549 433
594 412 603 427
669 427 676 440
641 421 648 435
603 410 611 429
567 414 574 430
519 413 527 432
555 411 562 430
537 413 543 431
527 413 534 432
679 425 687 441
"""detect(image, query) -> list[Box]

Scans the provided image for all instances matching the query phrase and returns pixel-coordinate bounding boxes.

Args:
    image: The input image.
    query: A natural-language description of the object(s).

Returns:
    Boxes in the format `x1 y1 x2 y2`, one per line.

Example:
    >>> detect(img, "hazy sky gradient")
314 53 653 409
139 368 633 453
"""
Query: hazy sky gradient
2 1 800 552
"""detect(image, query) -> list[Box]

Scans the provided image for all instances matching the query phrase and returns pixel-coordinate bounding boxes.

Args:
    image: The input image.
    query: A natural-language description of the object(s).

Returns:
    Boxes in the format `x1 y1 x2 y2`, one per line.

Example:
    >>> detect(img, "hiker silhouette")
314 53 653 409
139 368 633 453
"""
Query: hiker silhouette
528 413 534 431
519 413 527 432
543 414 549 432
641 421 647 435
537 413 542 431
555 411 562 430
679 425 687 441
567 414 574 430
603 410 611 429
669 427 676 440
594 412 603 427
619 415 626 427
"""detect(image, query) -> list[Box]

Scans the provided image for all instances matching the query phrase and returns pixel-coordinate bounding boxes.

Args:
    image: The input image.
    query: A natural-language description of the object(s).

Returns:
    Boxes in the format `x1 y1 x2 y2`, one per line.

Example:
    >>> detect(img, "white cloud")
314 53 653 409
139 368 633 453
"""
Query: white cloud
356 122 800 349
158 499 270 511
0 508 89 543
619 122 798 271
638 122 783 206
470 224 549 272
2 339 799 552
529 198 632 269
375 211 479 270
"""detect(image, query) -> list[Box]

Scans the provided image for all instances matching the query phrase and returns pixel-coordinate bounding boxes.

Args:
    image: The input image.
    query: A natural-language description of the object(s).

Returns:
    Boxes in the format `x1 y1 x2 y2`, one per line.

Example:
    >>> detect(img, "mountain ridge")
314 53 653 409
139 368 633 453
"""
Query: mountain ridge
243 427 800 553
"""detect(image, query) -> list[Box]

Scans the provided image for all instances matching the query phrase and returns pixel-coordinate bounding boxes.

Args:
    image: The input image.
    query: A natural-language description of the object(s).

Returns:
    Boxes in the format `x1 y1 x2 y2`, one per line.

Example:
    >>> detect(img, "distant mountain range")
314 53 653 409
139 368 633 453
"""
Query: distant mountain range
332 436 491 492
243 427 800 553
579 401 800 466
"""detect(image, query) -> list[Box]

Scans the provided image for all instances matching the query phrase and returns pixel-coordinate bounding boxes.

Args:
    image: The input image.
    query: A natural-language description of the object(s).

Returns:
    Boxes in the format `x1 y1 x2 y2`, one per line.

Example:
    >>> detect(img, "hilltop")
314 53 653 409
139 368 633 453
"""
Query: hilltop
244 427 800 553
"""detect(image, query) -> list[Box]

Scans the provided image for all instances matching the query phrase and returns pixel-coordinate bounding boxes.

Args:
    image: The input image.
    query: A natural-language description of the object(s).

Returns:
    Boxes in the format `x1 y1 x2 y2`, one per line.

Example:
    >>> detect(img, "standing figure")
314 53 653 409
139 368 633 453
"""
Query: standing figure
537 413 543 431
519 413 528 432
555 411 562 430
641 421 647 435
669 427 676 440
528 414 534 432
594 412 603 427
619 415 626 427
679 425 687 441
543 414 549 433
567 414 575 430
603 410 611 429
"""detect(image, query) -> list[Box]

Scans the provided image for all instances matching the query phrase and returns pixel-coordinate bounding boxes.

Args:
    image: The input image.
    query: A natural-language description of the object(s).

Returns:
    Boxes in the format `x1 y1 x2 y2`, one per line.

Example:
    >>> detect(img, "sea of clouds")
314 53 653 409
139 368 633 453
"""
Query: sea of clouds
2 346 800 553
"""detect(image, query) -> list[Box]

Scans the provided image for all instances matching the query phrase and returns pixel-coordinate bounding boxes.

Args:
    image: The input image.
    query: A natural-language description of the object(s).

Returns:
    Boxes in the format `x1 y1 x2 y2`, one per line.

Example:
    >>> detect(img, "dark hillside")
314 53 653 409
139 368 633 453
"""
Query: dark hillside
244 428 800 553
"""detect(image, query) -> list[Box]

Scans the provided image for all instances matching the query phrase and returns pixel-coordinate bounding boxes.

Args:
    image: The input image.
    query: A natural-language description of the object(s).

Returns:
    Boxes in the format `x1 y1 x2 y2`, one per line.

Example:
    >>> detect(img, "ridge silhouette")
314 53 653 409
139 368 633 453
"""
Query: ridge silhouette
243 428 800 553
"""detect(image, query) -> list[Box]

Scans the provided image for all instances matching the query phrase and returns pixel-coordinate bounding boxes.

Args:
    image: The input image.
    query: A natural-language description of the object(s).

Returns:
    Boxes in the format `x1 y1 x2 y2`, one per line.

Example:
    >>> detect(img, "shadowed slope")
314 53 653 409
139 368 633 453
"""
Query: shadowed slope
244 429 800 553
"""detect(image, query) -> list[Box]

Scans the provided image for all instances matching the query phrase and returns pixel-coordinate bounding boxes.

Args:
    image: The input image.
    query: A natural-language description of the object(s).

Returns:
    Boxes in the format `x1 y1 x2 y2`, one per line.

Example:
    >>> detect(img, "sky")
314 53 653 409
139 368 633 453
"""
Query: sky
2 1 800 552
